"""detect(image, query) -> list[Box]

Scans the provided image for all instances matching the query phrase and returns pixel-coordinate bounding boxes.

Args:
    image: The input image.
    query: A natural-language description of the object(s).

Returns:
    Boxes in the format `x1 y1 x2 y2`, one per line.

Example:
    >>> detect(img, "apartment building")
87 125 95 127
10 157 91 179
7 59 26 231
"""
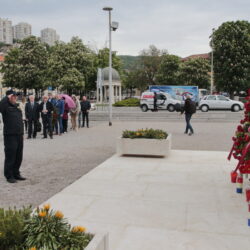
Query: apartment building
40 28 60 46
0 18 13 45
13 22 32 40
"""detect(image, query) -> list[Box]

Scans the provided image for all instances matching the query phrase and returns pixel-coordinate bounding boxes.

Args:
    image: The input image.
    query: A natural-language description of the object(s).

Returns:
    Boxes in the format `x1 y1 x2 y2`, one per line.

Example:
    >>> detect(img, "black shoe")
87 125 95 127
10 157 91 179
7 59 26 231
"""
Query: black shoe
189 132 194 136
184 132 188 134
14 175 26 181
42 137 47 139
7 178 17 183
27 137 32 139
50 136 53 139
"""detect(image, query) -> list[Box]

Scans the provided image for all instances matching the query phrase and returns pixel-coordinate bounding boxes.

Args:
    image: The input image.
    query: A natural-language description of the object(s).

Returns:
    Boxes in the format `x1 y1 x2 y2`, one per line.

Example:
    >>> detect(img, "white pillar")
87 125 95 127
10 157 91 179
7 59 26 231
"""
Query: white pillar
100 86 103 103
119 85 122 101
96 86 99 103
104 86 107 102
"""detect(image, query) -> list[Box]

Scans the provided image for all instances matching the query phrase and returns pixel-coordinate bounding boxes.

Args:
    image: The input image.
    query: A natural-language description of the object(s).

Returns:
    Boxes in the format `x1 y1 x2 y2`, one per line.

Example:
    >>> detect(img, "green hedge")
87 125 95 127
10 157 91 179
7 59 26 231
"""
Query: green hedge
113 98 140 107
122 128 168 140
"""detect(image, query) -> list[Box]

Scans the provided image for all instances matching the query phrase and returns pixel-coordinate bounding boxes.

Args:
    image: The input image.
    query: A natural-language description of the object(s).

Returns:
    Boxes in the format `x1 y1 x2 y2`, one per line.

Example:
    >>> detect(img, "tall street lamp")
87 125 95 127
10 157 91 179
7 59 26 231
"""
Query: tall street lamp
210 28 215 94
103 7 118 126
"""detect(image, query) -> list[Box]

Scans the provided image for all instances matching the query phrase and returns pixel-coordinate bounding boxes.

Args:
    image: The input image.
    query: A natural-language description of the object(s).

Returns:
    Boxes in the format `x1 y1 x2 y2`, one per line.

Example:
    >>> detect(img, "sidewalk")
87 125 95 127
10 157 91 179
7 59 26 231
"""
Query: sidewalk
44 150 250 250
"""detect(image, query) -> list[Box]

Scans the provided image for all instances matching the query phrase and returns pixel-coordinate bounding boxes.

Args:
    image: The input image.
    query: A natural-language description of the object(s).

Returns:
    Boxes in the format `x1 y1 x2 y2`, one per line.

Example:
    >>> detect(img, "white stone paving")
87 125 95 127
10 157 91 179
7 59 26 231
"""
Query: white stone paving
44 150 250 250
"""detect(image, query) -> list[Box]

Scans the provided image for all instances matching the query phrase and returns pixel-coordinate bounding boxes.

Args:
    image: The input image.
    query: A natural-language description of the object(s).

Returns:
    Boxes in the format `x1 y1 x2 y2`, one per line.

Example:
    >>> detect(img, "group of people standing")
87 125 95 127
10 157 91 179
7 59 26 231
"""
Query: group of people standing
0 90 91 183
19 94 91 139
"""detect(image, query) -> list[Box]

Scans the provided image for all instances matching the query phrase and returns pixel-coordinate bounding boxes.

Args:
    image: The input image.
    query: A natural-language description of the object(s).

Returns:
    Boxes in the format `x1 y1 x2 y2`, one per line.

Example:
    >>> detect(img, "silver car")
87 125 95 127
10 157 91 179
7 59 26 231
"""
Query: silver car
199 95 244 112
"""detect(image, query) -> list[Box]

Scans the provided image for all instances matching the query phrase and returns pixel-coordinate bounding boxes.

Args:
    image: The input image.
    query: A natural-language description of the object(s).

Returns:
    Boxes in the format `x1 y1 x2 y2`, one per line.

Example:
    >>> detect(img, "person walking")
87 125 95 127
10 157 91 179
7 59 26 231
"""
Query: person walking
80 96 91 128
54 95 64 135
25 95 40 139
70 95 80 131
39 95 53 139
0 90 26 183
181 95 196 136
19 96 28 133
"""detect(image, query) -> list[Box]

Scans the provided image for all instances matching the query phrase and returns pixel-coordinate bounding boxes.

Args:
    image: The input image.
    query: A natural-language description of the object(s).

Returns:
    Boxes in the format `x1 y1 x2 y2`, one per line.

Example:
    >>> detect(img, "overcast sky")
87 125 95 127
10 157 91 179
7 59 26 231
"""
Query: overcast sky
0 0 249 57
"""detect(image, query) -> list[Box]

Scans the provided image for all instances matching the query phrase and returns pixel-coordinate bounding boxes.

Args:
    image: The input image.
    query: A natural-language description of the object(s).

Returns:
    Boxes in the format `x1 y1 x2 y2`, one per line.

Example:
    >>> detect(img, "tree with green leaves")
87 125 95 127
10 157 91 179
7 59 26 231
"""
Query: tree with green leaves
1 36 48 95
213 20 250 97
48 37 95 93
97 48 122 74
156 54 181 85
59 68 85 94
179 58 210 88
138 45 167 85
122 69 148 96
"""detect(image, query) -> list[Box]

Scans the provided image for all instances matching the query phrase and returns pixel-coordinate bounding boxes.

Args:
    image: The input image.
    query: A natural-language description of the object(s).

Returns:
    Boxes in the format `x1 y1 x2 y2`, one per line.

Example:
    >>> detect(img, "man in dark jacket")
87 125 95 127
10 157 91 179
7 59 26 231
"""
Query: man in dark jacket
80 96 91 128
181 95 196 136
0 90 26 183
39 95 54 139
54 95 64 135
25 95 40 139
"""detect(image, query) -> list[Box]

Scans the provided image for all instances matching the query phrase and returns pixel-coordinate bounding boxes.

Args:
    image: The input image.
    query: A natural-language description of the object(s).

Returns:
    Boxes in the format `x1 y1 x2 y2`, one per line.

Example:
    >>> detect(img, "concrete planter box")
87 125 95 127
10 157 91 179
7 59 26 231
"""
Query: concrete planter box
117 134 171 157
85 233 109 250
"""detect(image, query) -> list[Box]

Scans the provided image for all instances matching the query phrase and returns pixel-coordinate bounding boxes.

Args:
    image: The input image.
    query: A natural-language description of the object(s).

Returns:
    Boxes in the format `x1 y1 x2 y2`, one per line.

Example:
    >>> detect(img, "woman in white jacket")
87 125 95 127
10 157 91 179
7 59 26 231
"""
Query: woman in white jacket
70 95 80 131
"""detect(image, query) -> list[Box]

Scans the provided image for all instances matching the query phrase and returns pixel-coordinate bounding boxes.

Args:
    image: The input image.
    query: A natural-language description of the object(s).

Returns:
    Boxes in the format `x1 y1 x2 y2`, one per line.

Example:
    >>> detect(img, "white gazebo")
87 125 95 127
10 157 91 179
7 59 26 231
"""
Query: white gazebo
96 67 122 104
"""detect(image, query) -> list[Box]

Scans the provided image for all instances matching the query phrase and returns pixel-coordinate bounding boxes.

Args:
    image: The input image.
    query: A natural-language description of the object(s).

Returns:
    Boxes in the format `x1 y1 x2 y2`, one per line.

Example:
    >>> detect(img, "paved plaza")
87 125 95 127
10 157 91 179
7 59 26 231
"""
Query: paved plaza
0 111 249 249
44 150 250 250
0 114 240 208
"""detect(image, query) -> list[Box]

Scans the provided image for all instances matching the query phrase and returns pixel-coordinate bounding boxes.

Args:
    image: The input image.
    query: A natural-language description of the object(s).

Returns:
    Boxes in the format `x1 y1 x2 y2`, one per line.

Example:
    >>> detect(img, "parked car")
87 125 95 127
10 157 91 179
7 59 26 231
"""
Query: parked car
199 95 244 112
140 91 182 112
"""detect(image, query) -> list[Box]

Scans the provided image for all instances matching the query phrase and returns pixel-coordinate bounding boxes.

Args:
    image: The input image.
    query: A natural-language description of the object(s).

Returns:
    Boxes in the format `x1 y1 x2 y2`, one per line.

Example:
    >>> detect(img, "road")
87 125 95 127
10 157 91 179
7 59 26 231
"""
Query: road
90 107 244 122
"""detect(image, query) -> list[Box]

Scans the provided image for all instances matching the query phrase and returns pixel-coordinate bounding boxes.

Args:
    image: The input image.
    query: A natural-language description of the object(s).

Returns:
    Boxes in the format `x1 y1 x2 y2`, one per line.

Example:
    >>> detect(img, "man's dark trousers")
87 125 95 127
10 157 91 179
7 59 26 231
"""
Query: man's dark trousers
4 135 23 179
82 112 89 127
28 119 37 138
42 114 52 138
185 113 194 133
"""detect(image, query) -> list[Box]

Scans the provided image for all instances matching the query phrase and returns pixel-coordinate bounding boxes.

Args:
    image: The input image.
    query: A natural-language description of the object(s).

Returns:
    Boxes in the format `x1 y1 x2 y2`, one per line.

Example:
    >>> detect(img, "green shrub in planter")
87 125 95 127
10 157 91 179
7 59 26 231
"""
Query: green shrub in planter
122 128 168 139
24 205 93 249
0 206 32 250
113 98 140 107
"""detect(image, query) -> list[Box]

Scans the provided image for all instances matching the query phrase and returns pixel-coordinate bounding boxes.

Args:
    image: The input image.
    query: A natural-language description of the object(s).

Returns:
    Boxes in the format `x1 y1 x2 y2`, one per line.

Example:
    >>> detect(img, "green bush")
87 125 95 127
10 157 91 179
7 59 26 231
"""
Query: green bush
0 205 93 250
24 205 93 249
122 128 168 139
113 98 140 107
0 206 32 250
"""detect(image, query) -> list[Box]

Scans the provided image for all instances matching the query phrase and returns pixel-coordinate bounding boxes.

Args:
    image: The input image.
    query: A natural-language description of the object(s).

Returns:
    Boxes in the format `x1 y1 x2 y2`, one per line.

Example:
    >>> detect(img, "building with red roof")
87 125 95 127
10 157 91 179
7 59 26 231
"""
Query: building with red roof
182 53 210 62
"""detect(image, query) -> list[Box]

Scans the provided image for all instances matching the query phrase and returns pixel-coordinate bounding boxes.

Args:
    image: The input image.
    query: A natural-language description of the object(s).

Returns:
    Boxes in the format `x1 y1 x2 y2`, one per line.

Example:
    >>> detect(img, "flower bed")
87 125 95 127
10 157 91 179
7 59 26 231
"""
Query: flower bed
0 205 94 250
117 129 171 157
122 128 168 139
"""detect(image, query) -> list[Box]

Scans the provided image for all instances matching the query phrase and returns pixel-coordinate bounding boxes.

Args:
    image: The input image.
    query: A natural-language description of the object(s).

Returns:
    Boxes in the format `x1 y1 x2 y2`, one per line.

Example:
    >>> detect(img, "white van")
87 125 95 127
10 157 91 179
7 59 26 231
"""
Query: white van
140 91 182 112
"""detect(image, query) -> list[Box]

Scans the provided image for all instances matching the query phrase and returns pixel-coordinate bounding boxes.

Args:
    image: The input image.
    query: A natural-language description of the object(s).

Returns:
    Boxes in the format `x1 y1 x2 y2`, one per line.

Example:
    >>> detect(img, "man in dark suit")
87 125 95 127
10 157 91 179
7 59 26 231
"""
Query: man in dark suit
0 90 26 183
39 95 53 139
25 95 40 139
80 96 91 128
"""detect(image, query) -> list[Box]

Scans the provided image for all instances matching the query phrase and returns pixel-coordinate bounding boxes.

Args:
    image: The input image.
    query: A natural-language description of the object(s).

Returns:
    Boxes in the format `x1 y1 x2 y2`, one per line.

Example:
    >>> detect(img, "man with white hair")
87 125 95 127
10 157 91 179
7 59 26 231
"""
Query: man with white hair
25 95 40 139
39 95 54 139
181 94 196 136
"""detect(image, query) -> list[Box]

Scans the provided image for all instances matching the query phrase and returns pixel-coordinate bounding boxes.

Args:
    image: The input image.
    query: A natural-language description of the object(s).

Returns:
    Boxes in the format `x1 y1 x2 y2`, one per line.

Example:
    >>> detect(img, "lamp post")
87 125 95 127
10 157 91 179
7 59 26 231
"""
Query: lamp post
103 6 114 126
210 28 215 94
